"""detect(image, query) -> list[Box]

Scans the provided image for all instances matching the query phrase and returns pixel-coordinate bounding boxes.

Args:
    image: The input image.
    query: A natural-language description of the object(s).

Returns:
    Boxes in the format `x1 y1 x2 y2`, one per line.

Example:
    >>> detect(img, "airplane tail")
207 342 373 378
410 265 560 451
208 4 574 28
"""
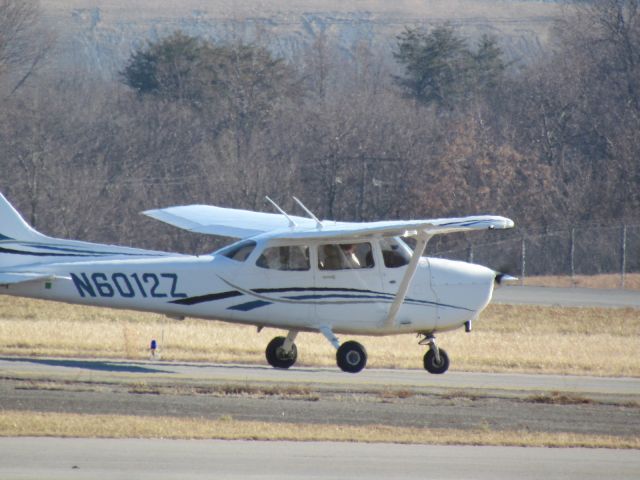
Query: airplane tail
0 192 171 278
0 192 61 275
0 192 59 279
0 192 49 244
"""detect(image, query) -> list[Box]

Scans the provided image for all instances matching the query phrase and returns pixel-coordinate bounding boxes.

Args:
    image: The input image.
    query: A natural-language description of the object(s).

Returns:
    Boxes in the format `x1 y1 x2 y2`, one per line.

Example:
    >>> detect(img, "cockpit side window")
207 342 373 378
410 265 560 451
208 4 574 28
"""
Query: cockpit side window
380 238 411 268
217 240 257 262
256 245 310 271
318 242 374 270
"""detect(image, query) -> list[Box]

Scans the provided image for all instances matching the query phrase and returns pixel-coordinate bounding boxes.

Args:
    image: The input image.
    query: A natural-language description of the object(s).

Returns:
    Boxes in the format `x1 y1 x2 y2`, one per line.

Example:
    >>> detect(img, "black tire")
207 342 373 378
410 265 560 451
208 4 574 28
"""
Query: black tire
265 336 297 369
336 341 367 373
423 348 450 374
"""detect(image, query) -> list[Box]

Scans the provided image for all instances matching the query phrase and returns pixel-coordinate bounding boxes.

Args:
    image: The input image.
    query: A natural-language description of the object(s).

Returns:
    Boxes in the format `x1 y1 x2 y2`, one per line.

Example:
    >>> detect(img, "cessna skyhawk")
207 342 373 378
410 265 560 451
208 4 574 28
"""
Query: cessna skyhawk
0 192 514 374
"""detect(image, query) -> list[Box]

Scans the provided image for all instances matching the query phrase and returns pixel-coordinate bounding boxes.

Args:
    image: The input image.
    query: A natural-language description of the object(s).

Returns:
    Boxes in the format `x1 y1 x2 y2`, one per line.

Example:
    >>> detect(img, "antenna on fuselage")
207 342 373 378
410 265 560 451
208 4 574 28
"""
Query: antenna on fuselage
292 196 322 229
265 196 297 228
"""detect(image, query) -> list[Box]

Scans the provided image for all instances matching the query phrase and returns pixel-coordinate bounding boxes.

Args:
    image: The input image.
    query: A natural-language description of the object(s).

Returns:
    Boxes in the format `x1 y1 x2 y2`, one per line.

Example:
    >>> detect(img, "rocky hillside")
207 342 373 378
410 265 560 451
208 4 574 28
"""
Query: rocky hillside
42 0 563 75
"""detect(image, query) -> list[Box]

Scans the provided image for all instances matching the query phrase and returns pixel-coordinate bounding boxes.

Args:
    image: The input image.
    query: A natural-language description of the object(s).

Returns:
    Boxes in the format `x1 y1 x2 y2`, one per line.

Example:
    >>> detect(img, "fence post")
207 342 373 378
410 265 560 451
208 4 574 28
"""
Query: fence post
621 225 627 289
520 235 526 286
570 227 575 284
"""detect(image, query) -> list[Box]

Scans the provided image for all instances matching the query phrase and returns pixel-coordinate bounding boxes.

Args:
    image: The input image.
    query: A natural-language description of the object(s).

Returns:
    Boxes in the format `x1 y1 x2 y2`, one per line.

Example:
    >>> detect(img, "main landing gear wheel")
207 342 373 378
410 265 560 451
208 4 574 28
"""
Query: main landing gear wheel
423 348 450 374
265 336 297 369
337 341 367 373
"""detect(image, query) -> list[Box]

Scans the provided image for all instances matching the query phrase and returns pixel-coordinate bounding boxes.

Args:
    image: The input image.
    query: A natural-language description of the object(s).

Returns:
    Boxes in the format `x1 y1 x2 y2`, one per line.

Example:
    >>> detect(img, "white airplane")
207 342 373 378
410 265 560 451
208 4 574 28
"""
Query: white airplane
0 192 514 374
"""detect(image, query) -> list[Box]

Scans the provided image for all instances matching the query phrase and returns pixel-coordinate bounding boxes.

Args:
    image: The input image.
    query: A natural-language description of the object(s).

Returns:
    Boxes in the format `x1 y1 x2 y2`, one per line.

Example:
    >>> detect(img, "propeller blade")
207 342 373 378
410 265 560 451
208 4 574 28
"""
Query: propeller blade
495 272 518 285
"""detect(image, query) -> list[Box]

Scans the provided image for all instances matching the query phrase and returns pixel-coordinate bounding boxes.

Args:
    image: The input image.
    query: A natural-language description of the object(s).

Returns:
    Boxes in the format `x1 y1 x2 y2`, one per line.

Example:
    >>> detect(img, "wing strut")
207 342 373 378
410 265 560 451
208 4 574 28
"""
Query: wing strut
319 325 340 350
292 196 322 229
265 196 297 228
383 232 431 328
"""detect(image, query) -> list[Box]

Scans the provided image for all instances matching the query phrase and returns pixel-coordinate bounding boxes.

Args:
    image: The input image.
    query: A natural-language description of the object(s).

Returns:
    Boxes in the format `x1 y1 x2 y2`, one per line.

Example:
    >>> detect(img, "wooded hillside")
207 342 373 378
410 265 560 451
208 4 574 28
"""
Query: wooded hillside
1 0 638 269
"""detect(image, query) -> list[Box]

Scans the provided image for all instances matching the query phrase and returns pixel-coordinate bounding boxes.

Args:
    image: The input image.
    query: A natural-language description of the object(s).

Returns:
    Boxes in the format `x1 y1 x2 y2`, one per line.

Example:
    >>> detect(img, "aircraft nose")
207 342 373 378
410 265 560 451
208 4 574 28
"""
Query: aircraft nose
429 258 497 312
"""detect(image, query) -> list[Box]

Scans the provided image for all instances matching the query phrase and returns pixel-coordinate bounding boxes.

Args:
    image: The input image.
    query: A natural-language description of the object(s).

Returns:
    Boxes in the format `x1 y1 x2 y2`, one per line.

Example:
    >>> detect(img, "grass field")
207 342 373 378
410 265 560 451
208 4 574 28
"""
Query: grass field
1 295 638 377
1 410 637 449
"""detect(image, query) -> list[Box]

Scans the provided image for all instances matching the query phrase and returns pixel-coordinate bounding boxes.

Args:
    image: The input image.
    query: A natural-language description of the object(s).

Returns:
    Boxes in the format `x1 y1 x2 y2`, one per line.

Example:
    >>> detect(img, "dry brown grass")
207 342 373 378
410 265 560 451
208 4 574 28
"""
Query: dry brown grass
1 410 637 449
526 392 595 406
0 296 639 376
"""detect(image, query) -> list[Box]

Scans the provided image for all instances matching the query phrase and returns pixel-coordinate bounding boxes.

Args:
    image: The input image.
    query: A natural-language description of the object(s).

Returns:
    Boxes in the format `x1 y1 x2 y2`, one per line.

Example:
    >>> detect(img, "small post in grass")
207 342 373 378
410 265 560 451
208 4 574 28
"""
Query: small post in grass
150 339 158 359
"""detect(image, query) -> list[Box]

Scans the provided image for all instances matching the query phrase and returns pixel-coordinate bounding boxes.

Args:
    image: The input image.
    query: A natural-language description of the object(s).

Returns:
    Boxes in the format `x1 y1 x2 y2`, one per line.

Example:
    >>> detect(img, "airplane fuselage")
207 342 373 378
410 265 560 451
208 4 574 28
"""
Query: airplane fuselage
3 236 495 336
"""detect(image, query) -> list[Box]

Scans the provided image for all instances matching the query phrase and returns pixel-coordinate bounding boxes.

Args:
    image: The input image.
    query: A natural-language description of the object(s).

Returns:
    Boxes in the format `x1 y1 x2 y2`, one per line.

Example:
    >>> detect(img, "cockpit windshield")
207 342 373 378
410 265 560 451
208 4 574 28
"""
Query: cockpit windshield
214 240 256 262
380 237 412 268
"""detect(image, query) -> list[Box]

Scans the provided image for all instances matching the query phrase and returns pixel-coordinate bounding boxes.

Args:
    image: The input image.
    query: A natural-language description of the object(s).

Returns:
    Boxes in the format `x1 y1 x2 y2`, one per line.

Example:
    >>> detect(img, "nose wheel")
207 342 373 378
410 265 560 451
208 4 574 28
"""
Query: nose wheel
420 334 450 374
424 348 449 374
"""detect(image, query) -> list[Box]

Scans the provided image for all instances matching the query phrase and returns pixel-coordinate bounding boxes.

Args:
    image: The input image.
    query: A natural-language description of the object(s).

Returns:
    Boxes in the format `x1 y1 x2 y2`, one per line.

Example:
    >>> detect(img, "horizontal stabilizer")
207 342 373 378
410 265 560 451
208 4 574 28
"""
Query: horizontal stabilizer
0 272 58 286
0 192 173 272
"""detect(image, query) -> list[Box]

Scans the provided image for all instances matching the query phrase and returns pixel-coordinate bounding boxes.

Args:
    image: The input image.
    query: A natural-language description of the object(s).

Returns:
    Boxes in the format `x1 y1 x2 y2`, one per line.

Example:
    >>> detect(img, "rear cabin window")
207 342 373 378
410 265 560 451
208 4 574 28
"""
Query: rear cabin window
318 242 374 270
256 245 310 271
217 240 256 262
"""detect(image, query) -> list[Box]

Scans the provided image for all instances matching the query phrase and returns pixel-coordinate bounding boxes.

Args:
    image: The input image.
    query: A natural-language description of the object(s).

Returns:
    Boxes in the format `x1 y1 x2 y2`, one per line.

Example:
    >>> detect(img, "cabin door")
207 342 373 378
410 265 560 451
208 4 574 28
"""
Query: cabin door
313 241 385 328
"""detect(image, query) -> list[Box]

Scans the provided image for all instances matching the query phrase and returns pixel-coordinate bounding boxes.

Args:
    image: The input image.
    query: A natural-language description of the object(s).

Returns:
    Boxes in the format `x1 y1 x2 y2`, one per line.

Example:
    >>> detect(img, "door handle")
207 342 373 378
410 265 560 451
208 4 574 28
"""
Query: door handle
322 275 336 280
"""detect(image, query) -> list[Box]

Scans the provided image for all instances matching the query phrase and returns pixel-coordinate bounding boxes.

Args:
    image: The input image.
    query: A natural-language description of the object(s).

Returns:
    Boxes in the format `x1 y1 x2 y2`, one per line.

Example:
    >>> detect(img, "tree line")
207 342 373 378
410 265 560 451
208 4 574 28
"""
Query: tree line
0 0 638 264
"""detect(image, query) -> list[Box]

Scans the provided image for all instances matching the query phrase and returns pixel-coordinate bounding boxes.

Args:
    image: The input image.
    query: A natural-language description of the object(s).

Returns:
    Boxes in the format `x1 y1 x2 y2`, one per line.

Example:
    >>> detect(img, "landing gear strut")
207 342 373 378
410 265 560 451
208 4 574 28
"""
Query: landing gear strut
420 334 450 374
265 331 298 369
266 328 369 373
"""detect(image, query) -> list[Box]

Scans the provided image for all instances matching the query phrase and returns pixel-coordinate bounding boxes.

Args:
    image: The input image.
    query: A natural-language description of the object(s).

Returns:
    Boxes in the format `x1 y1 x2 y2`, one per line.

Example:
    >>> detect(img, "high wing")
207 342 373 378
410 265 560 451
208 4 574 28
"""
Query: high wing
143 205 321 238
269 216 515 240
143 204 514 240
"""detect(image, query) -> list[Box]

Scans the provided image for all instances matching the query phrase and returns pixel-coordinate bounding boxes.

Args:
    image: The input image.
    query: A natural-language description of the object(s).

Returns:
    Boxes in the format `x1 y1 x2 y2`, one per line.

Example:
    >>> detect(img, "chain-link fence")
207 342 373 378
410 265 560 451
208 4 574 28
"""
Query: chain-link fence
430 224 640 287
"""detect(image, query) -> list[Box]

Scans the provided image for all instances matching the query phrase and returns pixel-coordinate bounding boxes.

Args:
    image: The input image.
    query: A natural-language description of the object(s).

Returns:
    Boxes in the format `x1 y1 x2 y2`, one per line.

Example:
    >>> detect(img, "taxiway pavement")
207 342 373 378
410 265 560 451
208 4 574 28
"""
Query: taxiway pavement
1 438 638 480
494 285 640 308
1 356 639 396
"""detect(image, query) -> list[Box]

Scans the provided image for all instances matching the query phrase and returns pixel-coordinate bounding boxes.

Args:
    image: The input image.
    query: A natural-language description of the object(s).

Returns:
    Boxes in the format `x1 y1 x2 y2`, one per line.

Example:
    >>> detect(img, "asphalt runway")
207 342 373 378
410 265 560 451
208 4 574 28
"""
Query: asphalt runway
494 285 640 308
1 438 639 480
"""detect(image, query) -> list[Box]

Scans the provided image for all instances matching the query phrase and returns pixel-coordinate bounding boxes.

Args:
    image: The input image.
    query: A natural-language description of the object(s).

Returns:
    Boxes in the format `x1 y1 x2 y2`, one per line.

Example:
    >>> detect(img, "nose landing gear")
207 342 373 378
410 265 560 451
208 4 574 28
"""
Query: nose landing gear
420 334 450 374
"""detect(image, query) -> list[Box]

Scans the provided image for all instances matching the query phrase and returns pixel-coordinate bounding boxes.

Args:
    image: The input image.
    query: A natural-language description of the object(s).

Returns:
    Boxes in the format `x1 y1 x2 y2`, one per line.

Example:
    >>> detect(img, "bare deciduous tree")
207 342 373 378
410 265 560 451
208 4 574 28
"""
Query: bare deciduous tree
0 0 51 96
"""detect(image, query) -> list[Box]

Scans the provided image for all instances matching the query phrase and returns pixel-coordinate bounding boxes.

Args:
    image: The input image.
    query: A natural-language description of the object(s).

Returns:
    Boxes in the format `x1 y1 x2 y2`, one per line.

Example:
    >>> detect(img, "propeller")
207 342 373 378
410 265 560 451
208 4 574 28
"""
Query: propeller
494 272 518 285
